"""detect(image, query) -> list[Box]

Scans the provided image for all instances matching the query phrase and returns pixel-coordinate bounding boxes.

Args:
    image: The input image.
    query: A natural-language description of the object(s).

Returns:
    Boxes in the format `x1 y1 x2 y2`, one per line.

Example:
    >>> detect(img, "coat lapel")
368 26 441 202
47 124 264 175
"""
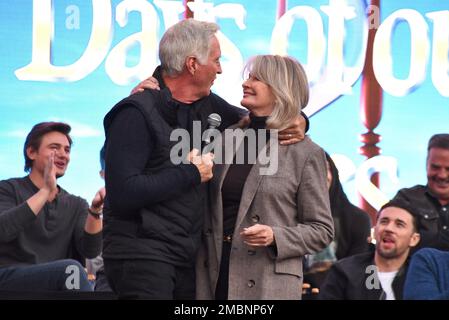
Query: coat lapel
211 162 229 262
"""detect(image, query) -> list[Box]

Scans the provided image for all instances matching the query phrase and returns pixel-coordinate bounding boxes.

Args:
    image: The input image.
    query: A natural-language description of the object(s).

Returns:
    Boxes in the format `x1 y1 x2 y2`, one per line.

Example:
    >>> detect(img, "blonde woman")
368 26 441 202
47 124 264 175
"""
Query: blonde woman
196 55 334 300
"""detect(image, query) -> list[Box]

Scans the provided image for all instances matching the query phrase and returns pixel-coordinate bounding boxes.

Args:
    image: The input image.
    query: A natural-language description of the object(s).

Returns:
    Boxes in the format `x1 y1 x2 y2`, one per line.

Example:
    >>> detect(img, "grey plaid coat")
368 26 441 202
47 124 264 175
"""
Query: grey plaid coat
196 132 334 300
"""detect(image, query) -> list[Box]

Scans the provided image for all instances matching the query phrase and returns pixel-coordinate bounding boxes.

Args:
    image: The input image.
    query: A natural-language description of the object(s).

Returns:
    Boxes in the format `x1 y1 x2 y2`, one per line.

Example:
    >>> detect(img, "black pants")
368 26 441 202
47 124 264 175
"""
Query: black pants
104 258 195 300
215 241 232 300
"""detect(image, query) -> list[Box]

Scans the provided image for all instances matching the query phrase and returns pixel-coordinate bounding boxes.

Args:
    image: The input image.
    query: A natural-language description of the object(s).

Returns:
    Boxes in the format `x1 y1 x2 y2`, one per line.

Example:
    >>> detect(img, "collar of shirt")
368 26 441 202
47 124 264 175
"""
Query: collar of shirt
424 185 449 209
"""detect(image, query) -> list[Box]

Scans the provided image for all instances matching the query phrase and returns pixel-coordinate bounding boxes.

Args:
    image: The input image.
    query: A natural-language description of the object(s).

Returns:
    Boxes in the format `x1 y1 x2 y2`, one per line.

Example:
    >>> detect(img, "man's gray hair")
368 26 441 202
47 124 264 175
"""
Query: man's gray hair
159 19 219 76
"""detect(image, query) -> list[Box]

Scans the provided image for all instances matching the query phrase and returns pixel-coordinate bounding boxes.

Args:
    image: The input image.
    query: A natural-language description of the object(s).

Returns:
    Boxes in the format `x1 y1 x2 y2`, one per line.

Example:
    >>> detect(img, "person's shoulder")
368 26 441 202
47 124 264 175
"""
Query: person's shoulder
104 103 145 132
128 88 159 103
396 185 426 196
414 247 448 261
282 137 326 171
304 135 322 150
289 135 324 156
294 135 320 149
0 176 27 190
116 90 161 115
115 87 164 110
393 185 430 206
400 184 426 191
0 176 21 184
104 90 161 129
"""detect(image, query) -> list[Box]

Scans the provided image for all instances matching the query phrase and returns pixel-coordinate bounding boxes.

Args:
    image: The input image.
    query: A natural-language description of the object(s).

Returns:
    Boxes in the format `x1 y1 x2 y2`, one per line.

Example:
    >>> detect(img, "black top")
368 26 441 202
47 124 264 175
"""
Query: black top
326 153 371 260
319 246 409 300
221 114 268 236
0 176 102 267
303 153 371 294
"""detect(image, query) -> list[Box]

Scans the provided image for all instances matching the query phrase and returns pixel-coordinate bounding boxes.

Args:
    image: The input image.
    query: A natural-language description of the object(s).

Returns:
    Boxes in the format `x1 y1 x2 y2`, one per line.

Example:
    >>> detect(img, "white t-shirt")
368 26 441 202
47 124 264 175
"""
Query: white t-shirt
377 270 398 300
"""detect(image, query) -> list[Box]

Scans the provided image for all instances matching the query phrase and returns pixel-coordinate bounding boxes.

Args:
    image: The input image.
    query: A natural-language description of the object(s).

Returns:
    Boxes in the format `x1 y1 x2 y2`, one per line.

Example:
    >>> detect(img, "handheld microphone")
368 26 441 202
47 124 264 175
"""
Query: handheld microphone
204 113 222 145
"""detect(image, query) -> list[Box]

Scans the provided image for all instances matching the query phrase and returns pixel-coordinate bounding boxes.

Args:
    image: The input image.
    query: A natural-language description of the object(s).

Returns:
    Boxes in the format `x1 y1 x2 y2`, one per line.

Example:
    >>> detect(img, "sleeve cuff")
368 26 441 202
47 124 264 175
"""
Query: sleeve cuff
82 230 103 259
270 226 284 259
300 111 310 133
179 163 202 186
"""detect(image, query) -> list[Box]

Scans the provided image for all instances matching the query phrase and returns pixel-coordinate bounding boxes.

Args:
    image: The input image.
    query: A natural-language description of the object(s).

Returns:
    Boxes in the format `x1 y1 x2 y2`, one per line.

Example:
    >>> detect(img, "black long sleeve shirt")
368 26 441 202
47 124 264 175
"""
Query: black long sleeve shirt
0 176 102 267
104 106 201 214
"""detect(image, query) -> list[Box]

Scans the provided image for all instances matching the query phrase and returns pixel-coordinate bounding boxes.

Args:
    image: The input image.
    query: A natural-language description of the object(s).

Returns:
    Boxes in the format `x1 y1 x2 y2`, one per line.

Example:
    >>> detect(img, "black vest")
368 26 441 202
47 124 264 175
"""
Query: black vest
103 89 208 266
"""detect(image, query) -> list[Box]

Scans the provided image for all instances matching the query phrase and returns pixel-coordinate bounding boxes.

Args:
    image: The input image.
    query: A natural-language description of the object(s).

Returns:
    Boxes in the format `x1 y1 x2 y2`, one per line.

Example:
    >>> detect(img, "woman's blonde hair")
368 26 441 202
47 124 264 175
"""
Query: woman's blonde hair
244 55 309 130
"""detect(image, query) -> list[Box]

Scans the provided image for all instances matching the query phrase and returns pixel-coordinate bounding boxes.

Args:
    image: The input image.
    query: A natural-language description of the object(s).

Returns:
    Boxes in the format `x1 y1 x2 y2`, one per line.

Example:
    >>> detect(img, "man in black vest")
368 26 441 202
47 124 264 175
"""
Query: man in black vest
103 19 231 300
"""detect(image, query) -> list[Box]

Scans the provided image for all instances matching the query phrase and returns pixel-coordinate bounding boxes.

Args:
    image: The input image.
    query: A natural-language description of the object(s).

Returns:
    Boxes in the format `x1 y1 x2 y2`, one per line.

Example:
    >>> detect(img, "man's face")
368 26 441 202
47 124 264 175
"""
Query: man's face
194 35 222 96
375 207 419 259
28 131 71 178
427 147 449 205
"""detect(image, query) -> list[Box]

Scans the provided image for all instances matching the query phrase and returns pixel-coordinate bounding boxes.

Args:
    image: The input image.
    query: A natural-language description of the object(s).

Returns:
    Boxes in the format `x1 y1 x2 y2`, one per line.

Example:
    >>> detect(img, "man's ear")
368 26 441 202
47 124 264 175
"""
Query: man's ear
186 56 197 75
26 146 37 161
409 232 421 248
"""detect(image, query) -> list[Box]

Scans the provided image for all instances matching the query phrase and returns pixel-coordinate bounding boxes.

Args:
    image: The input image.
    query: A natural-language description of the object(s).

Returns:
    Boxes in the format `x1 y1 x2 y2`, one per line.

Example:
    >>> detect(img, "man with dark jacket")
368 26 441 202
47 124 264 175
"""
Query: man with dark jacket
319 199 421 300
393 133 449 251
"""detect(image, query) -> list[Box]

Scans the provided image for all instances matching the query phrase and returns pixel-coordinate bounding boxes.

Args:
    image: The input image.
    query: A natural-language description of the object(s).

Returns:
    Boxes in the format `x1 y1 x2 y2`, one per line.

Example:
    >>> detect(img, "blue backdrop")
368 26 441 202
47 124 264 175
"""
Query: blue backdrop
0 0 448 208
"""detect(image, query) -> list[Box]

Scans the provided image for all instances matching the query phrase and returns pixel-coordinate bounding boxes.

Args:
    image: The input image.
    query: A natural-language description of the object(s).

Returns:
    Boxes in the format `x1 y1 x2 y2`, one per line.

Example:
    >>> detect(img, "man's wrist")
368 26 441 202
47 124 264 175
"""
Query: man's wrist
39 187 52 197
88 208 102 219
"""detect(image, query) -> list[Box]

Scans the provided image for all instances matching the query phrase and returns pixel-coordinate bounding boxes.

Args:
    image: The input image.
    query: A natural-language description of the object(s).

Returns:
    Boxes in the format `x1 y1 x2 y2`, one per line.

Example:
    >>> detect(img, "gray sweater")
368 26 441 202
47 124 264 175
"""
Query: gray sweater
0 176 102 267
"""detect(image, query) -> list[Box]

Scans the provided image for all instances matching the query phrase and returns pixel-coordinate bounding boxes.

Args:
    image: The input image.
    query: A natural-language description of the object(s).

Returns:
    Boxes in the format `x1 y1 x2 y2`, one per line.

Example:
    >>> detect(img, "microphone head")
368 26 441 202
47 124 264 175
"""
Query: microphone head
207 113 222 128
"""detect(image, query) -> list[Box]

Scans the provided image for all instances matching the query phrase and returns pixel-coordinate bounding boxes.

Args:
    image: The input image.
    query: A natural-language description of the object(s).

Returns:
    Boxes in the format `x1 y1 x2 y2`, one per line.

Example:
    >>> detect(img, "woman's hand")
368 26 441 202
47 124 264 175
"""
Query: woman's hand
240 224 275 246
278 114 306 145
130 76 160 95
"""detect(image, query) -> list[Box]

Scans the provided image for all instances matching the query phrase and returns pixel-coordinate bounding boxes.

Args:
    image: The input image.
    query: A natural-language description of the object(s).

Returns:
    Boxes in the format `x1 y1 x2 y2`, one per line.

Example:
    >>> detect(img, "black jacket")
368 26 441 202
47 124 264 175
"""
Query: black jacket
302 154 371 293
394 185 449 251
326 153 371 260
319 247 409 300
